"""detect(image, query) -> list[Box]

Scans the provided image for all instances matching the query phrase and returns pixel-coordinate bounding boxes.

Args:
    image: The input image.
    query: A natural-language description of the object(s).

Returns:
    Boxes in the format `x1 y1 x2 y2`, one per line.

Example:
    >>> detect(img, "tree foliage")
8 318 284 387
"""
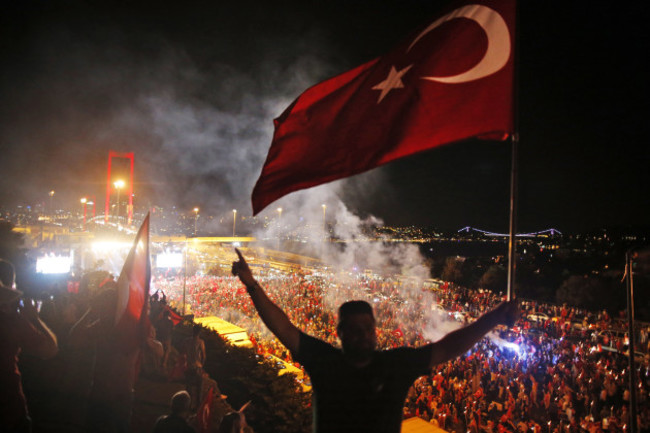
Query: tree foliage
174 322 311 433
441 257 464 284
555 275 624 312
478 265 506 292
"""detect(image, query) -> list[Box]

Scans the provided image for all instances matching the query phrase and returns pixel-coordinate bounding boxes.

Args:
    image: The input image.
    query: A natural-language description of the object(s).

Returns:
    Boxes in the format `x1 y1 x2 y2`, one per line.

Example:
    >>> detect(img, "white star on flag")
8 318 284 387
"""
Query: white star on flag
371 64 413 103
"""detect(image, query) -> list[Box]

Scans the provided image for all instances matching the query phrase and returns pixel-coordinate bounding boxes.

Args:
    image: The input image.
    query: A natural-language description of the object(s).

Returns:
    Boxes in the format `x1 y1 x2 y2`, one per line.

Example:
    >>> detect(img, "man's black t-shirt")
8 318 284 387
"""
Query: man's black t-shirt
294 332 433 433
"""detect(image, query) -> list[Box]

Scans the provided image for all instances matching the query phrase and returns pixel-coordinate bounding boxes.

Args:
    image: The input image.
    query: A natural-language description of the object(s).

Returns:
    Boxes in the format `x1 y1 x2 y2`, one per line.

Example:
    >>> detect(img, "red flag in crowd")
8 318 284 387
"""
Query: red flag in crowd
252 0 515 214
164 304 184 325
115 213 151 351
67 280 80 293
197 386 215 433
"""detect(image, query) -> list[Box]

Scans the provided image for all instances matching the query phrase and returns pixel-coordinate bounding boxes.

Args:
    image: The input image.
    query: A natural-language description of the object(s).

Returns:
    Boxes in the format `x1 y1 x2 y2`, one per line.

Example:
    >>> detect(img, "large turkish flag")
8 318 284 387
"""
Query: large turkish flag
252 0 515 215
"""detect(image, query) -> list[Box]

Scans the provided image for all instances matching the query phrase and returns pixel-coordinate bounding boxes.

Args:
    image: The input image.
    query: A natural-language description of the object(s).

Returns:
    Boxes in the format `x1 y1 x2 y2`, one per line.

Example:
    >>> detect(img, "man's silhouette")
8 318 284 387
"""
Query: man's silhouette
232 249 517 433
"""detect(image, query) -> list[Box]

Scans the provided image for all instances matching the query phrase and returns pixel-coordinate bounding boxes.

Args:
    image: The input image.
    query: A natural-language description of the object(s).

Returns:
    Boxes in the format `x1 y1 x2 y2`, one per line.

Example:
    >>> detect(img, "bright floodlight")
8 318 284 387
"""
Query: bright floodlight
114 179 125 189
36 254 73 274
156 252 183 268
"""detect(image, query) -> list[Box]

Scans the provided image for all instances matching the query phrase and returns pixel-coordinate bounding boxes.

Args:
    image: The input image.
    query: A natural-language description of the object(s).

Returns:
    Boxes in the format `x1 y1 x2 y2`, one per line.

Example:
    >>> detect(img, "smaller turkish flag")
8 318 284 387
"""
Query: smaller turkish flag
164 305 184 326
252 0 515 215
197 386 215 433
114 213 151 351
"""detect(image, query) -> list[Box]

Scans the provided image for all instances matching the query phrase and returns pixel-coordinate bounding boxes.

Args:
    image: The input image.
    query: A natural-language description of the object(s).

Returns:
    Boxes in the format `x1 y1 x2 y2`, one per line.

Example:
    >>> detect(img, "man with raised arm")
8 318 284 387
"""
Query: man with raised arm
231 249 518 433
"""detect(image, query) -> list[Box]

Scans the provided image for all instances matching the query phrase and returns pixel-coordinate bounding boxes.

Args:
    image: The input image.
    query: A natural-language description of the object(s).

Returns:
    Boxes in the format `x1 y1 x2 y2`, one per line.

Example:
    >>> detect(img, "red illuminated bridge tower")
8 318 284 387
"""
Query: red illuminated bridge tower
105 151 134 225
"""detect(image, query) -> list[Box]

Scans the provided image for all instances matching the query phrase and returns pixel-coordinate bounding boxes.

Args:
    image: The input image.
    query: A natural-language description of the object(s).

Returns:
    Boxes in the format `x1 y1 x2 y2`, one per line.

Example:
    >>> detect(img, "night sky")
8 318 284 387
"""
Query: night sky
1 0 648 233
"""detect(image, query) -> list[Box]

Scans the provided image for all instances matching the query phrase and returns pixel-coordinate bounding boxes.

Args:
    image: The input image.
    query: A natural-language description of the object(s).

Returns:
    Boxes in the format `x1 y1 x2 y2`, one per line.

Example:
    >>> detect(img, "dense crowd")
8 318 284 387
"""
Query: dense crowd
154 267 650 433
1 259 243 433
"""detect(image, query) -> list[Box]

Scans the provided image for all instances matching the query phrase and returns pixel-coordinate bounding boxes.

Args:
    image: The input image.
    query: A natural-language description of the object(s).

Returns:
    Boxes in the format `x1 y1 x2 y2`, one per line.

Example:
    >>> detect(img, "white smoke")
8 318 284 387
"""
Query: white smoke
3 7 439 313
96 37 435 289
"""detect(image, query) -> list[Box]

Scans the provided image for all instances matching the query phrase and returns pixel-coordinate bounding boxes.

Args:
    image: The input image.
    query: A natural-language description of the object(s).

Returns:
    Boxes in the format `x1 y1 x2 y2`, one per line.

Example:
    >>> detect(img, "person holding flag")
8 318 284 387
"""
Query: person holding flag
69 214 151 433
238 0 520 430
232 249 517 433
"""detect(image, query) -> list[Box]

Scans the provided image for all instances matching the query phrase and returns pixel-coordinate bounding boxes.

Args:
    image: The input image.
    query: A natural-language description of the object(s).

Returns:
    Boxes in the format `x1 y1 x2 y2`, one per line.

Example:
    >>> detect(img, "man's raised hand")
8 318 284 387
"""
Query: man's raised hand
494 299 520 328
232 248 255 288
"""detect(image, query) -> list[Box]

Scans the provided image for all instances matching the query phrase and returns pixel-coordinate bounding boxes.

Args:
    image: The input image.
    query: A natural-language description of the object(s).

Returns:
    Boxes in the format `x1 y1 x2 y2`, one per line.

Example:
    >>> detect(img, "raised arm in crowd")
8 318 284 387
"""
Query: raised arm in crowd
232 248 518 433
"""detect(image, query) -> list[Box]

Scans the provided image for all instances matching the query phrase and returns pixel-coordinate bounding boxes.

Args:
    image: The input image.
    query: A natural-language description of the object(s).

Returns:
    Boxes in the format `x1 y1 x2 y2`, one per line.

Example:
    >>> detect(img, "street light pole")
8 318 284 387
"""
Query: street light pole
232 209 237 237
80 198 87 230
193 207 199 236
49 190 55 217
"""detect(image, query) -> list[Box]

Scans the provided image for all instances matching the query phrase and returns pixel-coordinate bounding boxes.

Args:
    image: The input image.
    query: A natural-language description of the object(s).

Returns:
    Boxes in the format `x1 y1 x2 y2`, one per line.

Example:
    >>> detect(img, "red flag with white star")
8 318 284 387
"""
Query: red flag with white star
252 0 515 215
115 213 151 351
197 386 215 433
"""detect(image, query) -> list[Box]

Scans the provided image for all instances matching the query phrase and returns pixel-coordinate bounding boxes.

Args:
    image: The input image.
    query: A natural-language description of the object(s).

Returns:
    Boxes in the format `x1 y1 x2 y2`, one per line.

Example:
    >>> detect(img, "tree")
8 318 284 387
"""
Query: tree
175 322 312 433
555 275 621 311
478 265 506 292
441 257 464 284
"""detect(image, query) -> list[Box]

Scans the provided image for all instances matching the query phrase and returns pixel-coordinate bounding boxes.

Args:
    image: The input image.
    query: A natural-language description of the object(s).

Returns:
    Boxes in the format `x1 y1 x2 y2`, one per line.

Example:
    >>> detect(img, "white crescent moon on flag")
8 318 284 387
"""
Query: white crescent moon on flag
202 406 210 426
407 4 511 84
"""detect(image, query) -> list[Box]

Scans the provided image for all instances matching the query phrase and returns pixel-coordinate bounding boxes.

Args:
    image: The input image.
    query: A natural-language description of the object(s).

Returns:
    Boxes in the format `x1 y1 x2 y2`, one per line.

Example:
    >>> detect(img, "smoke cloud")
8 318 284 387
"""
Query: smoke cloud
0 3 436 298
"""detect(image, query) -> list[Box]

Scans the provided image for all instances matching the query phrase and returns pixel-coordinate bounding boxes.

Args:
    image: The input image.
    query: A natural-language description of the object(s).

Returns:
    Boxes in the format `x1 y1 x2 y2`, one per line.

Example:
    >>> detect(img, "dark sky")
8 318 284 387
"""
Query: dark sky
0 0 648 233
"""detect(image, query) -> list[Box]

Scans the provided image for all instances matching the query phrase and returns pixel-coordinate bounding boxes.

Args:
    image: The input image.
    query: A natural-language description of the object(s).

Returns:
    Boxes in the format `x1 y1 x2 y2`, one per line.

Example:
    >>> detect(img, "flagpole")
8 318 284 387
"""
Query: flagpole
506 0 520 302
506 134 518 301
183 238 188 316
626 250 638 433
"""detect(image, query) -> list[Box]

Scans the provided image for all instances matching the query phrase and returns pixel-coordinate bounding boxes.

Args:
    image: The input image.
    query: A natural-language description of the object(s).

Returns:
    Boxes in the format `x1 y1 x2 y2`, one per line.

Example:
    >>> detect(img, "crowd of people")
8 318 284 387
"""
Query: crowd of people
154 266 650 433
0 257 245 433
4 249 650 433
